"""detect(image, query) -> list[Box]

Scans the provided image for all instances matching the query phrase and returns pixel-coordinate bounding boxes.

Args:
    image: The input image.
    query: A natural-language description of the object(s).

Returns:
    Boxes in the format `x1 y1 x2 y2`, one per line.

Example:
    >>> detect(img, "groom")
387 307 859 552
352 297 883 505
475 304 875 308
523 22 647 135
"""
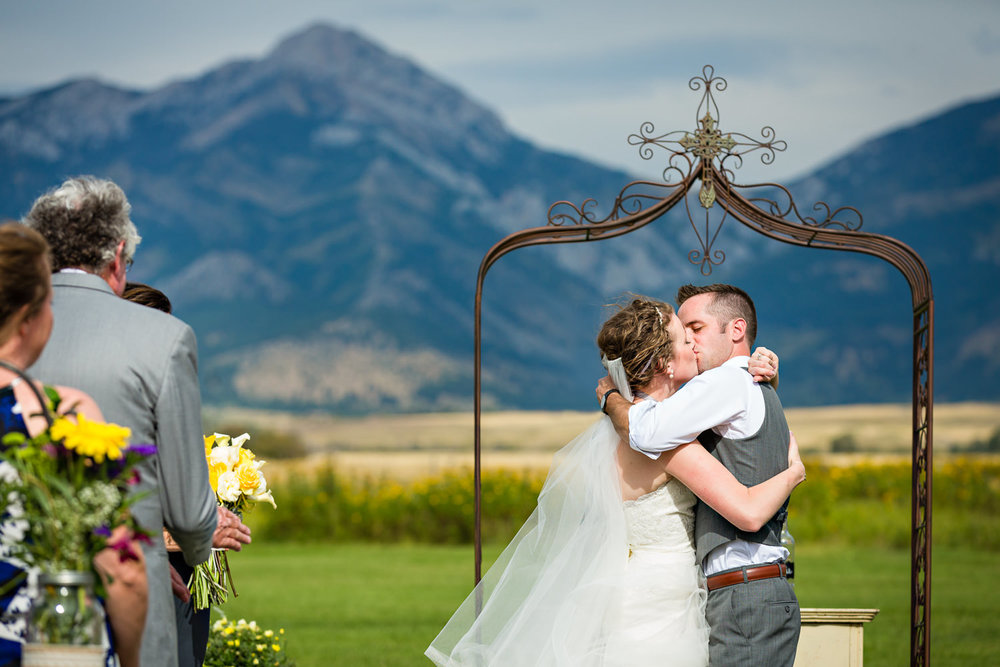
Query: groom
599 283 799 666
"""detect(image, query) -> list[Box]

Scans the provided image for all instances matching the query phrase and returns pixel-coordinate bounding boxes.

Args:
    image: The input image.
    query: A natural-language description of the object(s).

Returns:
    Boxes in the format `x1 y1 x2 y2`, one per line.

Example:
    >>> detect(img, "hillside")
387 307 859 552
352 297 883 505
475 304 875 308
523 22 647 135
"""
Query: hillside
2 23 996 411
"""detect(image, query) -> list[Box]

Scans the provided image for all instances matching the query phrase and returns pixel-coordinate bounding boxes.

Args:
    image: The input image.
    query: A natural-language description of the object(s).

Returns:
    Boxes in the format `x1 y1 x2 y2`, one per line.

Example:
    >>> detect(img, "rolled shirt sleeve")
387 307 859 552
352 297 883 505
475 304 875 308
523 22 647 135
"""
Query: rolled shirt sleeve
628 364 752 458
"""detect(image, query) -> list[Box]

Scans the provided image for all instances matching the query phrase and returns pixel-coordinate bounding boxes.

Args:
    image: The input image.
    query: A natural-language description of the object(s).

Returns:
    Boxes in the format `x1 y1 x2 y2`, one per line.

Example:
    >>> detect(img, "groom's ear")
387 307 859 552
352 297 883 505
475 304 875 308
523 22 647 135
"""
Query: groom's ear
729 317 748 343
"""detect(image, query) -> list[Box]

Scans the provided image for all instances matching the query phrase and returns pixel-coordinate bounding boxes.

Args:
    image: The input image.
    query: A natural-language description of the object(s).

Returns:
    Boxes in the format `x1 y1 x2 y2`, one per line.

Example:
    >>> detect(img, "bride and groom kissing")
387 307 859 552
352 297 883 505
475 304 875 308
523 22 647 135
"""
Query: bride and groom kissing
427 283 803 666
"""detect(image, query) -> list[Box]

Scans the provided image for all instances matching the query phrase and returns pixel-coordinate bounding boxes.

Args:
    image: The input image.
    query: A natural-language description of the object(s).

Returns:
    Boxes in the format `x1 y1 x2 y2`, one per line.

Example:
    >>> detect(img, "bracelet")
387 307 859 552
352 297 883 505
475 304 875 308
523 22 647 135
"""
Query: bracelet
601 388 621 414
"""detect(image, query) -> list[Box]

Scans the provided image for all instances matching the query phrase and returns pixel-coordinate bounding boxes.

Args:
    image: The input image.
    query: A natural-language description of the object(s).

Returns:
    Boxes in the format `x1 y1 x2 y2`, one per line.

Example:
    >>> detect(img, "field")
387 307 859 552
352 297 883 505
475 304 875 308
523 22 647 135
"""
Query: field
205 402 1000 480
200 403 1000 665
216 542 999 666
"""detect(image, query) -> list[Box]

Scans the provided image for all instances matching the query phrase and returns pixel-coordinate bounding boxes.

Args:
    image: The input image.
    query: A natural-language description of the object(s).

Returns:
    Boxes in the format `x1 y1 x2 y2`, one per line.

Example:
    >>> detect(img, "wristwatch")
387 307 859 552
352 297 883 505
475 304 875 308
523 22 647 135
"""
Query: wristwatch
601 388 621 414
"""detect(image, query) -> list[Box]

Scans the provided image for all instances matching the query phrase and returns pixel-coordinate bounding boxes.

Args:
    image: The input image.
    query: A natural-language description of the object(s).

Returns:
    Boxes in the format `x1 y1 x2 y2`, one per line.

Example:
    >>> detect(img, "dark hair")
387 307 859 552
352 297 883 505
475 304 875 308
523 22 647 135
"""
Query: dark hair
676 283 757 348
596 296 675 390
122 282 172 314
0 222 52 343
22 176 141 273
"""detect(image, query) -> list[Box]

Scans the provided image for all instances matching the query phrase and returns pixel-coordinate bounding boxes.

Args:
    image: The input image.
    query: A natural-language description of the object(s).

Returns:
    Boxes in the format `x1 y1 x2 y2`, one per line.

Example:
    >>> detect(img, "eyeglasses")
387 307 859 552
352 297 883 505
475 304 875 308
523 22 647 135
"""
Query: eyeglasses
125 256 134 269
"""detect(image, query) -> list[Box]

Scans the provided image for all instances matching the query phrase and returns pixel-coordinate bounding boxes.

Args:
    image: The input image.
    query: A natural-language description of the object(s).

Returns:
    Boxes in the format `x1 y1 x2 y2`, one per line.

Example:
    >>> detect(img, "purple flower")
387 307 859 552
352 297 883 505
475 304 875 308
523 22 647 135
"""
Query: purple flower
126 443 157 457
93 525 112 538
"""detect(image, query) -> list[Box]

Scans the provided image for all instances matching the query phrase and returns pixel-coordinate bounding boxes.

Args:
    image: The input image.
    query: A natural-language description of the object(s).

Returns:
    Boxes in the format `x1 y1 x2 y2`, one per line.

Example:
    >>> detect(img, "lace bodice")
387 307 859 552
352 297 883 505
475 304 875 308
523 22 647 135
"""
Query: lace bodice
623 478 697 552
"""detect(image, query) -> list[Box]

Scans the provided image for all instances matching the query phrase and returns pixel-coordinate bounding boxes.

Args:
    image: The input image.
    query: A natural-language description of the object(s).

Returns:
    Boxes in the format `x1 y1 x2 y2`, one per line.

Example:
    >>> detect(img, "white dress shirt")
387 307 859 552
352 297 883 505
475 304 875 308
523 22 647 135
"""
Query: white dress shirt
627 356 788 574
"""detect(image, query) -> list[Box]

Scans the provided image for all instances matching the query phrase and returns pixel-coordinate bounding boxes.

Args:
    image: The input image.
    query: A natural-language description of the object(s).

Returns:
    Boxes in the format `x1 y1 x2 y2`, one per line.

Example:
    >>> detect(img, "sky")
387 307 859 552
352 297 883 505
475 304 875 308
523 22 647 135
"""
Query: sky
2 0 999 183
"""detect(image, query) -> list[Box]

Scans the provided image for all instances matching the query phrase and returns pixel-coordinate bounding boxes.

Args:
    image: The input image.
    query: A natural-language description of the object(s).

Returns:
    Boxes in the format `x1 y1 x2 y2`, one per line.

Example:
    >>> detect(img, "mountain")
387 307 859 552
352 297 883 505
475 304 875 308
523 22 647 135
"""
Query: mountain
1 23 997 411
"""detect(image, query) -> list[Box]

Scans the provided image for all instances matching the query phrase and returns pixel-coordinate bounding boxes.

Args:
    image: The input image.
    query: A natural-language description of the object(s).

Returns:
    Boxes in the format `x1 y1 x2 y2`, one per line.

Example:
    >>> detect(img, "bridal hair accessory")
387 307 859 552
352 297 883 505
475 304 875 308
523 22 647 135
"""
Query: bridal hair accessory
601 355 634 402
655 308 665 327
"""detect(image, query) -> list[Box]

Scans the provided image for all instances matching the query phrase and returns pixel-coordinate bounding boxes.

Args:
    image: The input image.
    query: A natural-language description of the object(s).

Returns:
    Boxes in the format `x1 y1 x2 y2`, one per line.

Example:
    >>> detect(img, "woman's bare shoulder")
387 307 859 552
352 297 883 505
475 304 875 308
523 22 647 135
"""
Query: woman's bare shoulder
52 384 104 421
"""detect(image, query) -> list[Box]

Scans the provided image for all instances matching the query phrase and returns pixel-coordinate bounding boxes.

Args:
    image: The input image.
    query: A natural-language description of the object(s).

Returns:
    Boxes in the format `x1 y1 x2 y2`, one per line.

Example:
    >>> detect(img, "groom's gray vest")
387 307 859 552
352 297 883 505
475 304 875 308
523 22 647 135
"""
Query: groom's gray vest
694 378 790 565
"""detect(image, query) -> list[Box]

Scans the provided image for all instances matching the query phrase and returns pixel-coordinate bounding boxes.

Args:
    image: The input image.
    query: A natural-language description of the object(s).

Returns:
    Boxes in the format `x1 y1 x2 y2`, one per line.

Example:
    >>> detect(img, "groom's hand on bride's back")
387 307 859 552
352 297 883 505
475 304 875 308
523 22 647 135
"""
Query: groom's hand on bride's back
749 346 779 387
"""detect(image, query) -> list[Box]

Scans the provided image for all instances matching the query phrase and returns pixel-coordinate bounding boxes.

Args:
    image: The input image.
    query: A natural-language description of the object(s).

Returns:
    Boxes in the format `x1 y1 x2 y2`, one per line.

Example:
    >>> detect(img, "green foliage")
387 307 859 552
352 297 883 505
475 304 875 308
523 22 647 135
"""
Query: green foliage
787 457 1000 550
965 426 1000 452
252 465 544 543
205 616 294 667
251 458 1000 550
829 433 859 453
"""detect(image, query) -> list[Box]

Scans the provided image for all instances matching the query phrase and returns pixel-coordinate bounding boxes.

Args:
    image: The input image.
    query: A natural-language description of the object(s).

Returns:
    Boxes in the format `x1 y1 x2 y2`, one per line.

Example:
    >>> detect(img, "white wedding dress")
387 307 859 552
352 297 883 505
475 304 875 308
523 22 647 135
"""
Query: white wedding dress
426 417 709 666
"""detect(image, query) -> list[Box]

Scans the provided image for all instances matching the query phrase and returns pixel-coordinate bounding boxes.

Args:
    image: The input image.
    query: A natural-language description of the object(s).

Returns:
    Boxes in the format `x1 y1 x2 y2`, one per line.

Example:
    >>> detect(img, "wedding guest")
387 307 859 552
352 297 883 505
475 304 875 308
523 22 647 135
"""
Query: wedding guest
123 281 252 667
0 222 147 667
23 178 218 667
123 281 172 313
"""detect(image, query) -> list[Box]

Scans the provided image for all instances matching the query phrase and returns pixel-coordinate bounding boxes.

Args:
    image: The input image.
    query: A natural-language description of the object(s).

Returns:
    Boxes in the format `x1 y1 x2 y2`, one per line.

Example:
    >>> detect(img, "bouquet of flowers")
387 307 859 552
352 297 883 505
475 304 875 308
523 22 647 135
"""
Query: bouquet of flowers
0 388 154 576
204 617 294 667
189 431 276 610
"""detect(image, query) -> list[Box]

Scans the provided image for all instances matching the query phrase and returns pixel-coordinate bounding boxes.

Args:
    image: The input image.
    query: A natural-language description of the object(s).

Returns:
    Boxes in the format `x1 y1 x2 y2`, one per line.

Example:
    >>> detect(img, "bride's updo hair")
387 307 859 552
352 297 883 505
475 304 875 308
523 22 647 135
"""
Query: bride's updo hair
596 296 674 390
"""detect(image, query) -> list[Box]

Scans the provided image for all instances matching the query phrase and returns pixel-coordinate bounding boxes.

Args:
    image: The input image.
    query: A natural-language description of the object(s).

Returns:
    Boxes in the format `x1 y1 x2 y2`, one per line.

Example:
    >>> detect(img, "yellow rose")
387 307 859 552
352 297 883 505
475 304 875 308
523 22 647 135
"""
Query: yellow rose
204 434 216 458
236 462 262 494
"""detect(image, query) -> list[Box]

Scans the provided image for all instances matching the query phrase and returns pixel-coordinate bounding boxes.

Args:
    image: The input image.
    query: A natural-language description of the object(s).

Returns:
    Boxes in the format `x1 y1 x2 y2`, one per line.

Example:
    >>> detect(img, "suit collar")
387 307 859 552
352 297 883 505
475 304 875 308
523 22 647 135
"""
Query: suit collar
51 271 115 295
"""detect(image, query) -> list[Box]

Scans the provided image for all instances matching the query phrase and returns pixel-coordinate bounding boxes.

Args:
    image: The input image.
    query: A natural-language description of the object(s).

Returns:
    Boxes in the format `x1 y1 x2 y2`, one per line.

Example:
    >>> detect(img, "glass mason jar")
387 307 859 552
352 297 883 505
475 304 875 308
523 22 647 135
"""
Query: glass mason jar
25 571 103 646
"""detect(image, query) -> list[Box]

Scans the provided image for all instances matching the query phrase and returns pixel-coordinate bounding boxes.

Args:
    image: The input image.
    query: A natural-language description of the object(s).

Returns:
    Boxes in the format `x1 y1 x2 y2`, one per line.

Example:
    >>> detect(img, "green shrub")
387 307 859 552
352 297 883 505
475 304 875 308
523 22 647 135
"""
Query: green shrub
248 458 1000 549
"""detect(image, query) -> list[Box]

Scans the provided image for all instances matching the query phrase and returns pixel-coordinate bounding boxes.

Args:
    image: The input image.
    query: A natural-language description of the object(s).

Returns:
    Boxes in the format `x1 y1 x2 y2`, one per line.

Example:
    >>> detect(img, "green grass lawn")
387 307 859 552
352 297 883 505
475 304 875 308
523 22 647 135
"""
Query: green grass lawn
215 542 998 666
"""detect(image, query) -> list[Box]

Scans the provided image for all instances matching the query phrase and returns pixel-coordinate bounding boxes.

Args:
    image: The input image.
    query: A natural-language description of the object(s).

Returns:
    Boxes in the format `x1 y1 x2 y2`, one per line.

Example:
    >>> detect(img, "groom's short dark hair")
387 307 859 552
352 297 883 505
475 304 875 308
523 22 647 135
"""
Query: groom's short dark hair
676 283 757 348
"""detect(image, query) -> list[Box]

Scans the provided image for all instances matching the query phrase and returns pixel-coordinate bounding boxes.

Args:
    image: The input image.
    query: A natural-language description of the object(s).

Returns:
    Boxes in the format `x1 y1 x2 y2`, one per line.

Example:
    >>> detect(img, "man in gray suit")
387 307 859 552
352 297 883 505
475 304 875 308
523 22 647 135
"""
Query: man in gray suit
600 284 798 666
24 176 218 667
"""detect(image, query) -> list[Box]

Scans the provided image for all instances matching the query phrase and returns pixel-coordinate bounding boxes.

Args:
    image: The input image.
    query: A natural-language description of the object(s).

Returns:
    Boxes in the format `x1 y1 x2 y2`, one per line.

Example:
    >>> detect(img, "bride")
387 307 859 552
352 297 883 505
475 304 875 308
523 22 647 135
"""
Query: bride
426 296 805 666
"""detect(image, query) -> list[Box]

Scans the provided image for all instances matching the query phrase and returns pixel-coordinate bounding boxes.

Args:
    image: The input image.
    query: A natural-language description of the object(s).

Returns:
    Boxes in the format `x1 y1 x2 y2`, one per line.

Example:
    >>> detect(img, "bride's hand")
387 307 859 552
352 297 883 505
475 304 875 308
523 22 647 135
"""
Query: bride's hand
749 346 779 386
787 432 806 485
596 375 616 403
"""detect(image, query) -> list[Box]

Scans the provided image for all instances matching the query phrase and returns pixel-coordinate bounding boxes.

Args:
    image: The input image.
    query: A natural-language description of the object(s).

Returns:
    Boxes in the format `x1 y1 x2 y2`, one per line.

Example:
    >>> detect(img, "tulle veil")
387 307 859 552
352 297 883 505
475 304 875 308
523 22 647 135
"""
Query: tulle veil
426 417 627 666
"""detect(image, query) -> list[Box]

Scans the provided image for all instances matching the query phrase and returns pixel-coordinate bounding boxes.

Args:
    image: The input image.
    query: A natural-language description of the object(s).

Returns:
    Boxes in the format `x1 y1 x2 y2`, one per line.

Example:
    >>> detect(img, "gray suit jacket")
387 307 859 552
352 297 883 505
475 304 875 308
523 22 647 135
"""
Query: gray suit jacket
30 272 217 667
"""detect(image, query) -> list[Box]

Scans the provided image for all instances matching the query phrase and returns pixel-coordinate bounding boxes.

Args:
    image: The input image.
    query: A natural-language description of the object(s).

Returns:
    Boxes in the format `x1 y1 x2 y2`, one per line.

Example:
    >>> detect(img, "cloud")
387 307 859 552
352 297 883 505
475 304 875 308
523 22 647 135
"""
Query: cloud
1 0 998 184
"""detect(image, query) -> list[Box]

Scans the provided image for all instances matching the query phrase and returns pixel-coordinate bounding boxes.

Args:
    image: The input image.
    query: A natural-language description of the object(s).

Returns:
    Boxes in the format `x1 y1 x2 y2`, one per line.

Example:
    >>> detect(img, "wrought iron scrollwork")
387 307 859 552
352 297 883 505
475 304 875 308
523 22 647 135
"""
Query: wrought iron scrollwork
741 182 864 231
547 180 685 227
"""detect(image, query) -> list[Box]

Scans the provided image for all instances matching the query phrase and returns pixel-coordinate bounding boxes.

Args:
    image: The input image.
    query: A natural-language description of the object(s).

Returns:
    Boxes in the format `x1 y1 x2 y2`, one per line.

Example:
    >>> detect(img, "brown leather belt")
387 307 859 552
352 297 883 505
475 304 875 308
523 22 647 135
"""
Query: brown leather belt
706 563 788 592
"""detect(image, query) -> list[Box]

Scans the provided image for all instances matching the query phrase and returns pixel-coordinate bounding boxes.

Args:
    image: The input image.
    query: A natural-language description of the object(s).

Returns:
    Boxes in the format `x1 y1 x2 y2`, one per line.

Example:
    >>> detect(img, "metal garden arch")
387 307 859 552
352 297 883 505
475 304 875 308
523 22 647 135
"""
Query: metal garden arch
472 66 934 666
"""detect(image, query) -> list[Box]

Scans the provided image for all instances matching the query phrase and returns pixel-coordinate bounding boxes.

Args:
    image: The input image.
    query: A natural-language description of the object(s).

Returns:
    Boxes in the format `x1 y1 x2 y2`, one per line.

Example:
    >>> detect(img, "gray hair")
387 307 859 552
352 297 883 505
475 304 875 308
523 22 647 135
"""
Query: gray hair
22 176 141 273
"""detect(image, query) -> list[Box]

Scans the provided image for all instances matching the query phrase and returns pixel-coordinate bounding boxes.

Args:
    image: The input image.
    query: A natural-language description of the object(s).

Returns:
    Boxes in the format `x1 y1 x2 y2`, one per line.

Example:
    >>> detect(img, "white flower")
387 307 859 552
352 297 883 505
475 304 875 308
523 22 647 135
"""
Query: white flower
216 471 241 504
231 433 251 448
249 481 276 509
209 445 240 471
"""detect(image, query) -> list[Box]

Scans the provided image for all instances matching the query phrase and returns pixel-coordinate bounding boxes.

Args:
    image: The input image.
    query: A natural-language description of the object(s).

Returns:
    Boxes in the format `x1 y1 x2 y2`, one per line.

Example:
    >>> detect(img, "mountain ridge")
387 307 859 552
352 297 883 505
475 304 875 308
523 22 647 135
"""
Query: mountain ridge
2 22 996 411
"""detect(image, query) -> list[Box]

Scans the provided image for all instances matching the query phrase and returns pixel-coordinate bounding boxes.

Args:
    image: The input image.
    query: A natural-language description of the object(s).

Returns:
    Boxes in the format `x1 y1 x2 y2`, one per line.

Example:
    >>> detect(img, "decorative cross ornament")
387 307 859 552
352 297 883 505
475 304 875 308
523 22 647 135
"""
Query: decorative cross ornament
547 65 859 275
